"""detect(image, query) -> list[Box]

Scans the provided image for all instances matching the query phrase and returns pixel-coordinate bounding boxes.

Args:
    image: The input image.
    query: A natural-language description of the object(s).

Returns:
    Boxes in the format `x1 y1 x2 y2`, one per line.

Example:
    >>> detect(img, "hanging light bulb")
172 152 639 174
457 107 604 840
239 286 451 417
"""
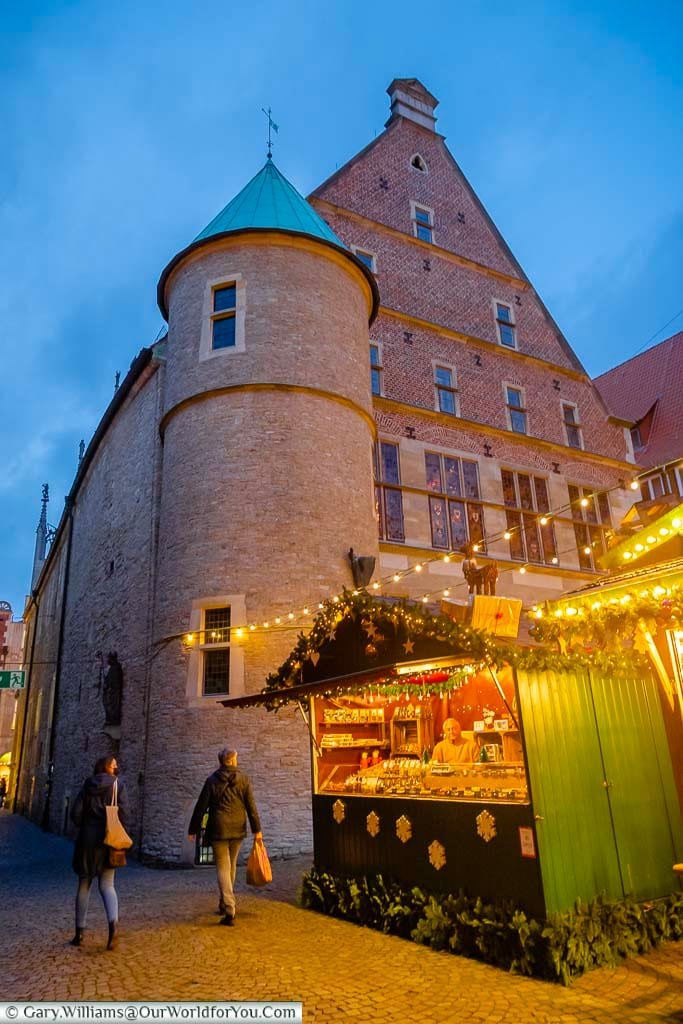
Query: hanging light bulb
580 497 589 507
519 566 527 574
583 546 591 555
372 582 380 590
443 554 451 563
235 628 243 638
630 480 639 490
250 624 256 631
443 588 450 597
415 564 422 573
551 556 558 564
288 612 294 620
393 573 400 582
503 531 512 540
472 544 480 552
540 516 549 526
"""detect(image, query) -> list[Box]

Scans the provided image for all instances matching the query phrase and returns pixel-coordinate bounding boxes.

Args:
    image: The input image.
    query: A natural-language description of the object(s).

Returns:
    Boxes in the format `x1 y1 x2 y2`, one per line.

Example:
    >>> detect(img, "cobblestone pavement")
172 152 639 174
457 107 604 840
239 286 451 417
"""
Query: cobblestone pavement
2 811 682 1023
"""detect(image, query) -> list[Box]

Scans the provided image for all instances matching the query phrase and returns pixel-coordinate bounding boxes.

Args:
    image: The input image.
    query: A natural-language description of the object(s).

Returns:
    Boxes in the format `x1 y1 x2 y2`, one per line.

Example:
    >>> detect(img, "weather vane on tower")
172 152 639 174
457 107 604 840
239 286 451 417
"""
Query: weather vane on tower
262 106 279 159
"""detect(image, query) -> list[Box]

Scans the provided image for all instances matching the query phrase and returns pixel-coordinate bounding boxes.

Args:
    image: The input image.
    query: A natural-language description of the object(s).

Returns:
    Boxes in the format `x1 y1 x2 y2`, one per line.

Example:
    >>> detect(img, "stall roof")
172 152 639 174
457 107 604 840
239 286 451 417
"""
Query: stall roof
552 556 683 606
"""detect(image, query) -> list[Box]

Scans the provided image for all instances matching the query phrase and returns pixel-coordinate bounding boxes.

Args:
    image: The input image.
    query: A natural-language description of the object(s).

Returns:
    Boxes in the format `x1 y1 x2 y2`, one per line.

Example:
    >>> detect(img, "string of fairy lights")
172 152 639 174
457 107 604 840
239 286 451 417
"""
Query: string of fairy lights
178 464 678 647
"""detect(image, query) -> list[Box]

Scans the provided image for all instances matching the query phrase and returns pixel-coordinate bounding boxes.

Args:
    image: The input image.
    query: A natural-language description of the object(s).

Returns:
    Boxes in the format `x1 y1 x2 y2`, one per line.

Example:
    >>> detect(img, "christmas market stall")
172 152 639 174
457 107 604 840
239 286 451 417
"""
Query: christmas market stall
223 591 682 925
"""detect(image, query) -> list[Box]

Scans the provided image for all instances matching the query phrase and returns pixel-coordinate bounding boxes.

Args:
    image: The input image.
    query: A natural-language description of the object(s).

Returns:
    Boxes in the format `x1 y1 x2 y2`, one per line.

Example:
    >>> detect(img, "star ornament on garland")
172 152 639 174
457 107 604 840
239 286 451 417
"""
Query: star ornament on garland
403 639 415 655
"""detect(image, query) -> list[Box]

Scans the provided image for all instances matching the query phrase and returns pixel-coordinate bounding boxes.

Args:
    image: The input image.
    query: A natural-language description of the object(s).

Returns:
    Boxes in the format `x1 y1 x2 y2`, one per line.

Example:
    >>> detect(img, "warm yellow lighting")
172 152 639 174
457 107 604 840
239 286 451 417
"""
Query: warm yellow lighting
519 566 527 574
591 602 601 610
352 589 359 596
646 536 657 544
653 586 666 597
659 527 669 536
210 631 217 639
288 612 294 620
422 595 428 603
443 588 450 597
185 633 194 644
393 573 400 582
303 607 309 615
554 609 563 618
263 621 269 628
634 544 644 552
235 628 243 638
415 564 422 572
583 546 591 555
630 480 639 490
623 551 632 560
620 595 631 604
566 607 577 616
372 582 380 590
396 658 456 676
551 556 558 564
534 610 543 619
443 554 451 563
540 516 549 526
250 624 256 631
673 518 682 529
332 596 339 603
580 497 589 507
504 531 511 540
275 617 281 624
473 544 480 552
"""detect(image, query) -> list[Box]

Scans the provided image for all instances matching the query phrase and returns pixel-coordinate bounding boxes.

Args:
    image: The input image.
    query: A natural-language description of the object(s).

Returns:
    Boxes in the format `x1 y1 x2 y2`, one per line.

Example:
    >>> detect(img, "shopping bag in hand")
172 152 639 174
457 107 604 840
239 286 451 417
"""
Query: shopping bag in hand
104 779 133 850
246 837 272 886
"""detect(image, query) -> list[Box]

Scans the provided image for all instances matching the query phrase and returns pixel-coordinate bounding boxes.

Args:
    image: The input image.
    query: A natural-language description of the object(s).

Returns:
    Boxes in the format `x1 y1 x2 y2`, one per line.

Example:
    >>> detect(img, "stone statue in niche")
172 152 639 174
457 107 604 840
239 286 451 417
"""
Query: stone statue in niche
348 548 376 589
102 651 123 727
461 543 498 596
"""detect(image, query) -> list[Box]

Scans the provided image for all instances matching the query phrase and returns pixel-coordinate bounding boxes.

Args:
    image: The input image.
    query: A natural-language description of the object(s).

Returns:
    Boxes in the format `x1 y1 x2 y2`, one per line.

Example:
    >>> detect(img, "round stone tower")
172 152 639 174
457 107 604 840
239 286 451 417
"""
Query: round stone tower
142 159 380 861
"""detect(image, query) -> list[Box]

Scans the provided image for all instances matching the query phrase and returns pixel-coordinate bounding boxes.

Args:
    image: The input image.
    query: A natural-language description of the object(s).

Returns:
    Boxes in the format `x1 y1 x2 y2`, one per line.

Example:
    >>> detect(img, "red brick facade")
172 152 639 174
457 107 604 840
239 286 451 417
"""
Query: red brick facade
12 79 638 860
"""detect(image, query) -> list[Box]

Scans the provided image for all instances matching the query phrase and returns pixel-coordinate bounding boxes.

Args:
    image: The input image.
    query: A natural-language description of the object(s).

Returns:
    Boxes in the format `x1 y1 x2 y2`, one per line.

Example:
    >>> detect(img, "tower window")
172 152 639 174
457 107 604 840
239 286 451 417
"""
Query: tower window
495 301 517 349
410 154 428 172
411 202 434 243
211 284 236 349
373 442 405 542
434 365 458 416
201 606 231 695
505 385 527 434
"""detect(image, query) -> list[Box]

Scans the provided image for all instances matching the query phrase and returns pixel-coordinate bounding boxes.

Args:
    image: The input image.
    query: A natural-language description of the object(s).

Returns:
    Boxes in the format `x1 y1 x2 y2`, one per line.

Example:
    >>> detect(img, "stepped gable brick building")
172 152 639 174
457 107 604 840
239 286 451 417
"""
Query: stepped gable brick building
13 79 637 861
595 332 683 504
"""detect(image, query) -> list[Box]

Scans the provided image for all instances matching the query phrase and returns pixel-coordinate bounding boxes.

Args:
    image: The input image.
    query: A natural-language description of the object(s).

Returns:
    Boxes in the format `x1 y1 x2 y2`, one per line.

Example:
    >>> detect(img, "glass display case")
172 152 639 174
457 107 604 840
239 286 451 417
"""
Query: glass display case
312 669 530 804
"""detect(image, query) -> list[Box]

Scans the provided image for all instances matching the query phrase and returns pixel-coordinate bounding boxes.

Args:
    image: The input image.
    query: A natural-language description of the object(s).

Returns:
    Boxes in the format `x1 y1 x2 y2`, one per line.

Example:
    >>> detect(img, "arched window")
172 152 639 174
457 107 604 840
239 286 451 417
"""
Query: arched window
410 153 428 172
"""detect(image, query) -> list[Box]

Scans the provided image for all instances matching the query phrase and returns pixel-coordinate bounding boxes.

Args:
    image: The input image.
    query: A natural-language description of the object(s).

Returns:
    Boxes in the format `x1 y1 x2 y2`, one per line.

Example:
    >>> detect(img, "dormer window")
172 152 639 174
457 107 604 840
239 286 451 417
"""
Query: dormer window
411 201 434 243
410 154 428 173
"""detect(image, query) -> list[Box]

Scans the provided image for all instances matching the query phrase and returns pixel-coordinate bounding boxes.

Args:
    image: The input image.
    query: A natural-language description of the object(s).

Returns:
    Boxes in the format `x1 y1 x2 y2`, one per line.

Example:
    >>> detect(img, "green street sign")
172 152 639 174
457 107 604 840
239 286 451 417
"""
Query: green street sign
0 670 25 689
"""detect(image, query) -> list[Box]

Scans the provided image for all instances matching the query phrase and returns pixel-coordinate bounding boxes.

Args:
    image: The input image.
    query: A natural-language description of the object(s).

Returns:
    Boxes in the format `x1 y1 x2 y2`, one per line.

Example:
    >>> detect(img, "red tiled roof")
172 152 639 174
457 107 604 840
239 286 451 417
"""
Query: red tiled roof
595 332 683 469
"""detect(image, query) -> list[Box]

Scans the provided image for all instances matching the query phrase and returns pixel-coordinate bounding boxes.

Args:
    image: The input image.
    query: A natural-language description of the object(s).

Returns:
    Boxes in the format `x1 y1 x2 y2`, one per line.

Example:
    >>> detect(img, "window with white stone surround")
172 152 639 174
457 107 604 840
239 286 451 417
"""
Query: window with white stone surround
185 595 246 703
199 274 246 361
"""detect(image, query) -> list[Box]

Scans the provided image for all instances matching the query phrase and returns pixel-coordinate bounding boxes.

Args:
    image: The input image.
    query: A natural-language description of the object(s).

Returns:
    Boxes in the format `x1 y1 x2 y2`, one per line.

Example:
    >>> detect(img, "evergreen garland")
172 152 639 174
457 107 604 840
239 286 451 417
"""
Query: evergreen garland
300 869 683 984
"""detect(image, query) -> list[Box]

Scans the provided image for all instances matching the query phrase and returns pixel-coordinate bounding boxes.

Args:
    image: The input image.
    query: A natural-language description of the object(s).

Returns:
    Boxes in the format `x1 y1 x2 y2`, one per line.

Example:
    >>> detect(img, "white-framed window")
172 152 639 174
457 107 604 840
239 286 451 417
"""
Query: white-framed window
425 452 485 552
640 472 674 502
199 274 246 361
561 401 583 449
504 383 527 434
433 364 458 415
630 425 643 451
186 595 246 702
501 470 557 565
493 299 517 349
410 153 428 173
373 441 404 542
410 201 434 243
567 485 612 571
351 246 377 272
370 342 383 397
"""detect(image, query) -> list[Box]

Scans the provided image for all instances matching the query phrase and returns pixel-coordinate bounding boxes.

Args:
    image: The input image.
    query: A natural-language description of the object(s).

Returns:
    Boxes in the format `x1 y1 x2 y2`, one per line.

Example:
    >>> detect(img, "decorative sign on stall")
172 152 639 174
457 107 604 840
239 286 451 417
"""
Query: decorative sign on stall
519 826 537 859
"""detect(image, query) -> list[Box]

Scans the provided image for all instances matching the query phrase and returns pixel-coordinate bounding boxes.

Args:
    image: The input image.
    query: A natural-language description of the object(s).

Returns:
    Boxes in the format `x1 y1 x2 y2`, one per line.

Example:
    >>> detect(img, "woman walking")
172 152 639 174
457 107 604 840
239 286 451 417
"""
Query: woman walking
70 755 129 950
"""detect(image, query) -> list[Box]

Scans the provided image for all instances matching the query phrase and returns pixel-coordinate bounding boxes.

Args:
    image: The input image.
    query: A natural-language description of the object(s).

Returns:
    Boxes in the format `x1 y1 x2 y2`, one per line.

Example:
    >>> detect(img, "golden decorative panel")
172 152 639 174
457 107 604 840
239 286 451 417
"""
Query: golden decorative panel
332 799 346 824
476 809 497 843
366 811 380 838
428 839 446 871
395 814 412 844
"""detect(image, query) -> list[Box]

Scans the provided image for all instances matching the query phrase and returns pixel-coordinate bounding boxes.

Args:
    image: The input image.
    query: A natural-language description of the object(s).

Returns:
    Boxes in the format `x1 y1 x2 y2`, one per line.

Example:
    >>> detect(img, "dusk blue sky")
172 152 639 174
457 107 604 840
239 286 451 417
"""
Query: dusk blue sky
1 1 682 615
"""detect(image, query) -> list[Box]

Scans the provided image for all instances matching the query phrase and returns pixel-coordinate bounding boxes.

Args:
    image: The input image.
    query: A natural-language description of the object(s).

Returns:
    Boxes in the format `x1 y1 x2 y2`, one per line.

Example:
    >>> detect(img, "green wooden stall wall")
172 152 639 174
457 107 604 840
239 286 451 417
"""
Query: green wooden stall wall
517 667 683 914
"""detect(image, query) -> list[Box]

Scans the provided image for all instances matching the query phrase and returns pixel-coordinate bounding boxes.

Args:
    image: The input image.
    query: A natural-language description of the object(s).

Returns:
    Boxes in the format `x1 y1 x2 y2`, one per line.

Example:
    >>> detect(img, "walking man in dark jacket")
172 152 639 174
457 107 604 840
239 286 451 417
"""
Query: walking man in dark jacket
188 748 262 926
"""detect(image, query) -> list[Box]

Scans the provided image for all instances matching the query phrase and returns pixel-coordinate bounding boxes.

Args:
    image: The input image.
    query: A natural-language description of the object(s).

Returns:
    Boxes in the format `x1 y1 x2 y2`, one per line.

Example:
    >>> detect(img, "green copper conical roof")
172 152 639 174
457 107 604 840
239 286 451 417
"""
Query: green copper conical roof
157 158 379 322
194 159 344 247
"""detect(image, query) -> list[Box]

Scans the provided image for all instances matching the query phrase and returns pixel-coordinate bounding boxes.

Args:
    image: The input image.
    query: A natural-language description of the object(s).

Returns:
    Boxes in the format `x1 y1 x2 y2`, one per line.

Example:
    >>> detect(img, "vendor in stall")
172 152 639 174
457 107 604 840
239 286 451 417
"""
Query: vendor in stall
432 718 479 763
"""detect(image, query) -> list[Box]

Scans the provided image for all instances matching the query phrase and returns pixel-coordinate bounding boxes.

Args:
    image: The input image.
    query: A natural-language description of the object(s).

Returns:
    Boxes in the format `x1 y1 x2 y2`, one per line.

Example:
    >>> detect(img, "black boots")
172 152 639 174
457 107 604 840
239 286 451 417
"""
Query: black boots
106 921 118 951
70 927 84 947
